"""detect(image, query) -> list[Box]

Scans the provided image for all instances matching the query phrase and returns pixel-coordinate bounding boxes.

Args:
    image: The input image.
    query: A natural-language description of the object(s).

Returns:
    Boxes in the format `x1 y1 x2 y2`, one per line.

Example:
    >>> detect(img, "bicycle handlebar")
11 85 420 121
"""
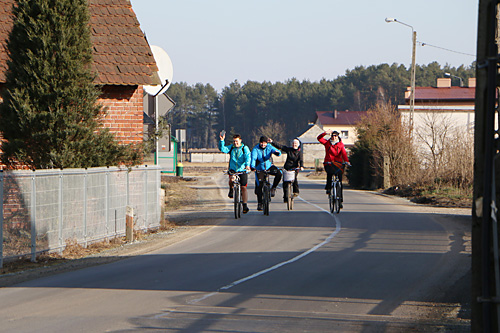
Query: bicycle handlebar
224 170 248 175
281 167 301 172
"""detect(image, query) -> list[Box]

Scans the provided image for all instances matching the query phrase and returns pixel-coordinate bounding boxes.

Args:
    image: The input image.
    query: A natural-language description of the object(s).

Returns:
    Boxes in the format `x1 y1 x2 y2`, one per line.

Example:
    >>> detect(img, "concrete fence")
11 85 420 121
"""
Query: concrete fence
189 150 325 167
189 152 287 164
0 165 161 268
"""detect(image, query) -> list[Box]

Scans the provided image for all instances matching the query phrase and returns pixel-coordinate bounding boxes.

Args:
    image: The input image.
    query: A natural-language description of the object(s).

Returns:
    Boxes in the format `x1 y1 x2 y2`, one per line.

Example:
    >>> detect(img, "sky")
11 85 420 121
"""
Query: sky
129 0 478 92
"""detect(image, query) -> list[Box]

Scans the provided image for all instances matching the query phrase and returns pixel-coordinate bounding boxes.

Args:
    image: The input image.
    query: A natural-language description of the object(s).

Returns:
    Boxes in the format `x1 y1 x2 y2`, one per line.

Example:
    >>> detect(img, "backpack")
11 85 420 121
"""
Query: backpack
229 144 247 168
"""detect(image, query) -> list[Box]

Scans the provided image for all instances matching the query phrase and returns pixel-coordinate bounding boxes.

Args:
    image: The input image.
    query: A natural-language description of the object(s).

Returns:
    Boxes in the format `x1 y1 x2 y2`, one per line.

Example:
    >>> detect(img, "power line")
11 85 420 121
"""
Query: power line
418 41 476 57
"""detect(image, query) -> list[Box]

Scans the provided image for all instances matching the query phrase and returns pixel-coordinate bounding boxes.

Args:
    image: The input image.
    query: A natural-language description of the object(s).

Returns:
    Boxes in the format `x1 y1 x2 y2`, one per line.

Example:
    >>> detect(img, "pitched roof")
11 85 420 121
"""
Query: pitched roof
409 86 475 101
297 124 324 144
0 0 160 86
0 0 14 83
315 110 365 126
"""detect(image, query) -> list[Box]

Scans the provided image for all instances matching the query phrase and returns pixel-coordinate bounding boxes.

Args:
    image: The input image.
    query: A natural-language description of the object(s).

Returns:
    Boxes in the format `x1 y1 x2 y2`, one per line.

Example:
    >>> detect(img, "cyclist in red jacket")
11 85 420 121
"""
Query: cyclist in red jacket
317 130 350 202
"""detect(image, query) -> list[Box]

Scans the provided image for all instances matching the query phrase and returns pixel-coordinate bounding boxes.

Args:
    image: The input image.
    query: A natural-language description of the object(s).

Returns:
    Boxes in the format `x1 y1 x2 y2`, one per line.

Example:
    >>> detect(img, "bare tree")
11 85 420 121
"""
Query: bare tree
414 110 454 180
356 103 418 187
441 129 474 191
251 120 286 146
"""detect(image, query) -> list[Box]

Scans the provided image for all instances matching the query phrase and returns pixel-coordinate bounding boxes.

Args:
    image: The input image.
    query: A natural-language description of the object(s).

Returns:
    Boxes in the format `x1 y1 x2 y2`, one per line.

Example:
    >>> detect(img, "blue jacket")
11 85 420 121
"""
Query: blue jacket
218 140 251 172
250 143 281 171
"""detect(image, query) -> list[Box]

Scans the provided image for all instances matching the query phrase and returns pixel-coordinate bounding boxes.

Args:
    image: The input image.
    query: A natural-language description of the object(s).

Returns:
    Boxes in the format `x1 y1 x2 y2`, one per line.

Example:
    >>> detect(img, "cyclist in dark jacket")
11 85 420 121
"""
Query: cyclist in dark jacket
250 136 282 211
269 138 304 202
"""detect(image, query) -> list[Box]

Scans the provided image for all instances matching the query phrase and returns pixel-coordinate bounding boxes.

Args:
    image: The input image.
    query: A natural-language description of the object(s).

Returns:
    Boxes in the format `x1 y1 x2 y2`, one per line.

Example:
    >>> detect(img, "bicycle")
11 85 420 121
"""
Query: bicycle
256 170 271 215
328 162 346 214
282 168 300 211
226 171 245 219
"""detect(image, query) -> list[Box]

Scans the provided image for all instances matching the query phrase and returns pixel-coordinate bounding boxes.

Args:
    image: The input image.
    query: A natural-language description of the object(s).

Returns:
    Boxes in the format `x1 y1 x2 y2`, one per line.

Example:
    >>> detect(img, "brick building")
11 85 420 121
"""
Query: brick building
0 0 160 147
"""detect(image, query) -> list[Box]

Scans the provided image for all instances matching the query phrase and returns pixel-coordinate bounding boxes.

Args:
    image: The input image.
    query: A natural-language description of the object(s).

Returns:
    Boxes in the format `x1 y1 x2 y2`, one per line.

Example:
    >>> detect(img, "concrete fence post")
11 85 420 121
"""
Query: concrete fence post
126 205 134 242
157 167 161 224
83 170 88 247
126 169 130 206
105 169 109 237
0 171 4 269
58 170 63 252
144 167 148 229
31 171 37 262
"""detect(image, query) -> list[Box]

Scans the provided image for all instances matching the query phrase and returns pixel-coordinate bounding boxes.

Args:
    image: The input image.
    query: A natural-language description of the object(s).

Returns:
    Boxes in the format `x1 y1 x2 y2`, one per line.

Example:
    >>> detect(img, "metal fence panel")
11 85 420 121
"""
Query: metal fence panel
0 166 161 266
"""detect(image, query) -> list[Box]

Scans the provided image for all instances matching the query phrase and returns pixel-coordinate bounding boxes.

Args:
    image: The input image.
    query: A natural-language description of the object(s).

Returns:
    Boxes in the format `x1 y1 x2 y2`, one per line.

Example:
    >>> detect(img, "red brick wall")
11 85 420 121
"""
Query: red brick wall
99 85 144 145
0 85 145 169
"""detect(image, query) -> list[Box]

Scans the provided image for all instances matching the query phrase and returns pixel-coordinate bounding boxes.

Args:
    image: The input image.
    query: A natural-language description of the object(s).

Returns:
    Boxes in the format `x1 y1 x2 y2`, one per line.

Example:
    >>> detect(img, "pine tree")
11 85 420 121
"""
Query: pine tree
0 0 136 169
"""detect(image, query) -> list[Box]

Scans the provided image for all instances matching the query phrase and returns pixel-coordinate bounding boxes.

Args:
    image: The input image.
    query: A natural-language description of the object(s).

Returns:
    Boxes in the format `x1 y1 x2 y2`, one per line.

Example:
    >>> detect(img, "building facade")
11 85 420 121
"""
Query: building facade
0 0 160 150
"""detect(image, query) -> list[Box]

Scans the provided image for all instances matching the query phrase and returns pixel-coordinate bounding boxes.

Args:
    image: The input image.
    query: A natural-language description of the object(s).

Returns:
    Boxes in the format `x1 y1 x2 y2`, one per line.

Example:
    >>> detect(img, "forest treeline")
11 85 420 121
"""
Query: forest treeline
165 61 475 149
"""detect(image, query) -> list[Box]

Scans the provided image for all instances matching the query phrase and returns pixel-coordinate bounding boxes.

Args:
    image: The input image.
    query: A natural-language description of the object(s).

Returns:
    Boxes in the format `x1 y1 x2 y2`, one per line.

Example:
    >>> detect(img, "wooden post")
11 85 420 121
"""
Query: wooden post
126 206 134 242
383 155 391 189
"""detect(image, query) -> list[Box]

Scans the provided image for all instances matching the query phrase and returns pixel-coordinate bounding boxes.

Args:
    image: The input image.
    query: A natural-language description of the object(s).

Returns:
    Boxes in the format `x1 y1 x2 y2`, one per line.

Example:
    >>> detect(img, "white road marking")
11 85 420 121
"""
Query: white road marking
189 195 341 304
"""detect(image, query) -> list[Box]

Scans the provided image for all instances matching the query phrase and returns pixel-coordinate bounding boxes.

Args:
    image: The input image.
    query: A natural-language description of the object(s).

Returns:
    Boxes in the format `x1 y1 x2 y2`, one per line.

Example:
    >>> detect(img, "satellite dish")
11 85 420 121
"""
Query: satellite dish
144 45 174 96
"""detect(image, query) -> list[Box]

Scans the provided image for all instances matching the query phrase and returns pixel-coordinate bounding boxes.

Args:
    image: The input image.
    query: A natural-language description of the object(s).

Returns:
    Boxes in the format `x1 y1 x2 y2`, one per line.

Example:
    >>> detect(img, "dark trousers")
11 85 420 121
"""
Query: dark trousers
325 164 343 200
255 165 282 203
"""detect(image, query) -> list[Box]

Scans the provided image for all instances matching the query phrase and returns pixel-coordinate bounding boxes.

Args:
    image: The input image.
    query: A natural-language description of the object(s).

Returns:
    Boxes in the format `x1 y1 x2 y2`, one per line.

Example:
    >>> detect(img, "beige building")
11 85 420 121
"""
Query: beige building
314 110 365 148
398 77 476 135
397 77 476 167
295 111 365 166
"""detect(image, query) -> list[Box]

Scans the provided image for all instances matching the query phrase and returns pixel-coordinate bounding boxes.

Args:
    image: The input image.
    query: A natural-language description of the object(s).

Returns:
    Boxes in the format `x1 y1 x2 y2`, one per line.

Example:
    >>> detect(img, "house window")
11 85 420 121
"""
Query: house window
341 131 349 139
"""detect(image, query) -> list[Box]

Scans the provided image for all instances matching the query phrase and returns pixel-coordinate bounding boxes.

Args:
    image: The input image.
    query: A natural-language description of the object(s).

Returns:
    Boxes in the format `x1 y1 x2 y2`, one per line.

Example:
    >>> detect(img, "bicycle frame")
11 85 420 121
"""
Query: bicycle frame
328 163 345 214
282 168 299 211
227 171 245 219
256 170 271 216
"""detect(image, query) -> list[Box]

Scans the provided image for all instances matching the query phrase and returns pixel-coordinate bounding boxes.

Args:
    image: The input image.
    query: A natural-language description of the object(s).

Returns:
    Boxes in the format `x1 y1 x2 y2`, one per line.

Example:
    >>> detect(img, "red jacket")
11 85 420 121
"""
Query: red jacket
317 132 349 164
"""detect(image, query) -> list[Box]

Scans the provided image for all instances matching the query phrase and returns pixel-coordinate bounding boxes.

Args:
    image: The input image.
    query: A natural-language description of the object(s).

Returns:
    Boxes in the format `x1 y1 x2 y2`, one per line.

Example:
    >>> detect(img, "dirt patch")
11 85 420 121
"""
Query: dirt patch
382 184 472 209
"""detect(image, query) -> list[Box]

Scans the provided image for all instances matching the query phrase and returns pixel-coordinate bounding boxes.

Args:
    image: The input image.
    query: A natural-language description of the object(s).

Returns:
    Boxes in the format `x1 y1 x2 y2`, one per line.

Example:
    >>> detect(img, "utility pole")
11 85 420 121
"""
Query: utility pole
472 1 500 332
410 30 416 133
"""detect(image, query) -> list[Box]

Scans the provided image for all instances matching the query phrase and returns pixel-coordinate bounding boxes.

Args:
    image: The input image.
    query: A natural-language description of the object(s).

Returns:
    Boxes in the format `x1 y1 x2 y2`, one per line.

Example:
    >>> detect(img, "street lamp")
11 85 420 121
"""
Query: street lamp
385 17 416 133
444 72 464 87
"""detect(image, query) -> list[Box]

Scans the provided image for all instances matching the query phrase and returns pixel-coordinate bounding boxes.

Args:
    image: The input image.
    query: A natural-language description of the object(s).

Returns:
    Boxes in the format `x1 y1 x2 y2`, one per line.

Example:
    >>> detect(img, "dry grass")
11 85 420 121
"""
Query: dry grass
382 183 472 208
162 176 197 211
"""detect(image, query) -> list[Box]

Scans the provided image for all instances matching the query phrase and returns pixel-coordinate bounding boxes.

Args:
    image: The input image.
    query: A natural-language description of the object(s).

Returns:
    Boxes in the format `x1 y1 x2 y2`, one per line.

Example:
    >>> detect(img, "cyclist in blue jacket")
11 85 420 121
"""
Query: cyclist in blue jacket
251 136 282 211
219 132 251 213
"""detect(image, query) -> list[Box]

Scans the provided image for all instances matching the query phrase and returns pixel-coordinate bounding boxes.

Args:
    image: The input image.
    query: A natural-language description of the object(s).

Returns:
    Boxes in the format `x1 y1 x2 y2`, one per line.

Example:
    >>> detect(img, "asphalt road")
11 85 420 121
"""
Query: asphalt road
0 174 471 332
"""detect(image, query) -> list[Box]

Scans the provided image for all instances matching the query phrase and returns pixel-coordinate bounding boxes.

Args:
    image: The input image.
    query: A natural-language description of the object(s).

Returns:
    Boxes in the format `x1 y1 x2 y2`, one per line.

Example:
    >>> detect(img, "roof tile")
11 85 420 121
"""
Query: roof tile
0 0 160 86
316 111 366 126
409 86 475 101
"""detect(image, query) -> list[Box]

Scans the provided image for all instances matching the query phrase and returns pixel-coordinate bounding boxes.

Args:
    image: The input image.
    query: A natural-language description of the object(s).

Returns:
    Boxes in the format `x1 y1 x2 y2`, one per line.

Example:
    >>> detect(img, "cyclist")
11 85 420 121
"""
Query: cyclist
269 138 304 202
317 130 350 207
218 132 251 214
251 136 282 211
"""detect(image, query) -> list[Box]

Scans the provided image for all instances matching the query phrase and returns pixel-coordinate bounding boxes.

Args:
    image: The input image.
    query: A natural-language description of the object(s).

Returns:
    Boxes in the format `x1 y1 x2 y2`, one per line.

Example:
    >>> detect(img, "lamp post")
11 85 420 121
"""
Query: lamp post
385 18 416 133
444 72 464 87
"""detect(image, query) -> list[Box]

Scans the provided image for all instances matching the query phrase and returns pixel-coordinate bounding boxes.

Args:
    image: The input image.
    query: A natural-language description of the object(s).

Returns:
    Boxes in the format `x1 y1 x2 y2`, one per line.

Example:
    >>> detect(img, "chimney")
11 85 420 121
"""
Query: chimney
334 110 338 119
437 78 452 88
468 78 476 88
404 86 411 99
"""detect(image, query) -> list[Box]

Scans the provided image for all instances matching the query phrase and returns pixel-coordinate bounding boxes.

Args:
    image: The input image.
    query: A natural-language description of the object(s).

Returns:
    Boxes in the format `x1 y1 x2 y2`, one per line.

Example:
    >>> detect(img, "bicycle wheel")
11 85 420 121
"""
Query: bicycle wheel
287 182 293 211
329 182 335 213
234 185 240 219
263 185 270 215
238 187 242 218
333 181 341 214
336 181 342 214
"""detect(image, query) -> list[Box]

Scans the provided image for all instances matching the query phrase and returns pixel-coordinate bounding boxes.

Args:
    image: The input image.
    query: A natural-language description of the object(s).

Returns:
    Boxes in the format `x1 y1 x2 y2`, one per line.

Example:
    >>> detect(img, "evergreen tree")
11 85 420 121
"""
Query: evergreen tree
0 0 136 169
